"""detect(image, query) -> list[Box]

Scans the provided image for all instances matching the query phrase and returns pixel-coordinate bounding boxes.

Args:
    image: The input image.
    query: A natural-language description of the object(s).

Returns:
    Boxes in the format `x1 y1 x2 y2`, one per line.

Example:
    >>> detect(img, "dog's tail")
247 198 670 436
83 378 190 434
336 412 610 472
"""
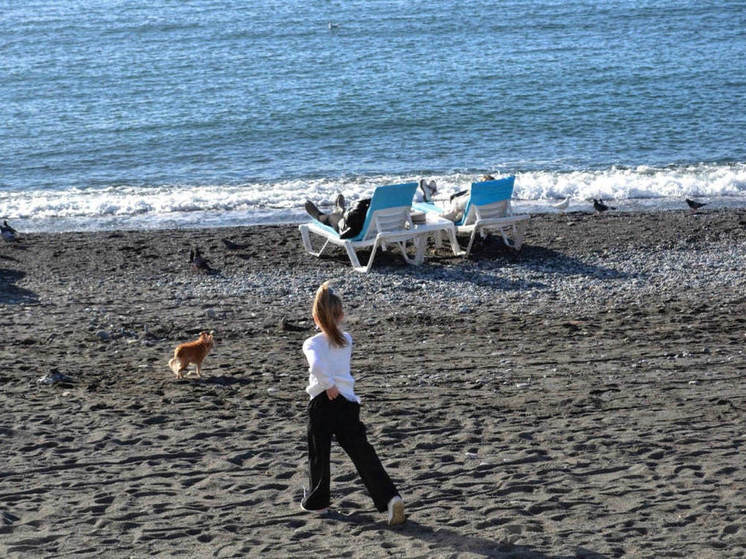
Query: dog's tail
168 357 182 374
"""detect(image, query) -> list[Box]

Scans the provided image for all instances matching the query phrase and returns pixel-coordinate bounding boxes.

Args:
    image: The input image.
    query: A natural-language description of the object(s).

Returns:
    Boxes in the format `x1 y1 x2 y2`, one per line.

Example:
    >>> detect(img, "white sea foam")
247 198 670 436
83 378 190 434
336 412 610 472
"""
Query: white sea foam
3 163 744 232
515 163 746 201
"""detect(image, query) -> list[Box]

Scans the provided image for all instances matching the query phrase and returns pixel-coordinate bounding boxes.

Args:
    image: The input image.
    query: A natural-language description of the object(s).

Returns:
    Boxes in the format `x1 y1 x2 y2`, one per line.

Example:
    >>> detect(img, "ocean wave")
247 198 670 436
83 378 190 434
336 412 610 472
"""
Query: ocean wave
515 162 746 201
2 162 744 232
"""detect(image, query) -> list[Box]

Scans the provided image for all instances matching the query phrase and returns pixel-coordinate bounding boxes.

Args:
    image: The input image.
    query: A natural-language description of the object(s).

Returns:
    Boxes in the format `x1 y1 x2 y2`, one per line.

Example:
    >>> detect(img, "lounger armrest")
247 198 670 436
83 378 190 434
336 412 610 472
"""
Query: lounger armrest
412 202 443 214
304 220 341 238
474 214 530 227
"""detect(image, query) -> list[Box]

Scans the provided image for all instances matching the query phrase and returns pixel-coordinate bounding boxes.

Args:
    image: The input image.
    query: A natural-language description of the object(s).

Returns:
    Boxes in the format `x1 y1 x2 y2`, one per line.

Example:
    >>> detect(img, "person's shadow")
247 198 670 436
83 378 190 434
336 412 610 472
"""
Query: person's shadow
303 235 634 288
399 519 607 559
325 511 607 559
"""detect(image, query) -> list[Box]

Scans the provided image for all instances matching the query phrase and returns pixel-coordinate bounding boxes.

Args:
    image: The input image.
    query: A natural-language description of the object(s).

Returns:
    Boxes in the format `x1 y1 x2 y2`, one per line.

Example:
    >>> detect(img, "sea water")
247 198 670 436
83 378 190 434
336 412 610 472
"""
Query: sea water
2 0 745 232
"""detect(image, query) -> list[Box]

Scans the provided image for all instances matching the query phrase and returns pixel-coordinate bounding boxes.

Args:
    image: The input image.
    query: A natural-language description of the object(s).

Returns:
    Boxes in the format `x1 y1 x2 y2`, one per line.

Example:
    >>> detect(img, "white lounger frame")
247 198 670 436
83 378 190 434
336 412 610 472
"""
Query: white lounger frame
460 200 530 256
300 206 418 273
300 207 463 273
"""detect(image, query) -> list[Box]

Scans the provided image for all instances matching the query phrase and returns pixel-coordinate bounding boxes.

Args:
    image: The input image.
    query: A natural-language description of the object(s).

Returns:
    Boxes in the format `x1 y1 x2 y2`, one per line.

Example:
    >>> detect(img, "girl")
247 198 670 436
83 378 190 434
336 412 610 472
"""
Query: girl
301 282 405 525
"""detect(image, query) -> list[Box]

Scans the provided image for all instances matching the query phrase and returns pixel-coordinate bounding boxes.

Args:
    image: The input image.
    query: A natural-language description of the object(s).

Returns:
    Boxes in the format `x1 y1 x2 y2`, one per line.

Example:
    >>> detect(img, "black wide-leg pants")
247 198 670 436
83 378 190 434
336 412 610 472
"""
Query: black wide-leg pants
302 393 399 512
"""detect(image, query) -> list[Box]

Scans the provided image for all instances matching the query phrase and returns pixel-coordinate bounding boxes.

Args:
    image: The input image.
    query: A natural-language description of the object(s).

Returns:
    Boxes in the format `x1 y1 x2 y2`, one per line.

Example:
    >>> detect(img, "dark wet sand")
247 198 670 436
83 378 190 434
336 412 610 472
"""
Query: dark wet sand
1 209 745 558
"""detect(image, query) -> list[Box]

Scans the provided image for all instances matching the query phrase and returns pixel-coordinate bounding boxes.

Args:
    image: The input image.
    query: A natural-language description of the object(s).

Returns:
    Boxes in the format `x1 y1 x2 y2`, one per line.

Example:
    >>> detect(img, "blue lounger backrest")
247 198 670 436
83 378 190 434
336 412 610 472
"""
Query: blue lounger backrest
458 176 515 226
350 182 418 241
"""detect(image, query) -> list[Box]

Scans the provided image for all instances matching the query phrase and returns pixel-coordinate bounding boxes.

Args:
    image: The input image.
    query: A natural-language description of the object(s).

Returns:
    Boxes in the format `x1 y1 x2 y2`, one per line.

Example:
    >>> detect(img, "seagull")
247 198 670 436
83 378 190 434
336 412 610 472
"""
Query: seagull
1 220 17 242
189 247 214 273
328 22 339 30
593 199 616 213
37 369 73 385
686 198 707 211
552 197 571 212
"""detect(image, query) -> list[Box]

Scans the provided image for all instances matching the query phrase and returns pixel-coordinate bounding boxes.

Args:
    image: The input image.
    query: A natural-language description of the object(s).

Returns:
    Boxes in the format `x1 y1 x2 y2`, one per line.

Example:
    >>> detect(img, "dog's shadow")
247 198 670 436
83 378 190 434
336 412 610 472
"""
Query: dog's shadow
200 375 256 387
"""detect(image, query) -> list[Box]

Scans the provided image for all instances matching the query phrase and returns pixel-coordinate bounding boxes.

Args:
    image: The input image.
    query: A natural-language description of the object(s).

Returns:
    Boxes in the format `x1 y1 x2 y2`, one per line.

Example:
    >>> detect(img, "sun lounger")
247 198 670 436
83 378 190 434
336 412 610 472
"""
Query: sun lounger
413 176 530 256
300 182 458 272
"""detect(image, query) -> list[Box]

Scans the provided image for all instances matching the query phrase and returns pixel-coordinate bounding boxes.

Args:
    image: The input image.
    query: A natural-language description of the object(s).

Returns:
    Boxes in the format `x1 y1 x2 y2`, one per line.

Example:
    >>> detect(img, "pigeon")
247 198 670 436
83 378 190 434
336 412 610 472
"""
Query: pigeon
686 198 707 211
552 197 571 212
221 238 245 250
1 220 17 242
593 199 616 213
189 247 214 273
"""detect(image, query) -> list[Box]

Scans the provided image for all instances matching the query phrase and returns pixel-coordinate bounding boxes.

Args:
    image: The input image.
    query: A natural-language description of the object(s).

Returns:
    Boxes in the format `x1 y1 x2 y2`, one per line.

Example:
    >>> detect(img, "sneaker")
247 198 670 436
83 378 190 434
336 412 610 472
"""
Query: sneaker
418 179 438 203
427 180 438 200
418 179 431 203
387 496 405 526
300 502 328 515
305 200 323 221
300 489 328 515
334 193 346 213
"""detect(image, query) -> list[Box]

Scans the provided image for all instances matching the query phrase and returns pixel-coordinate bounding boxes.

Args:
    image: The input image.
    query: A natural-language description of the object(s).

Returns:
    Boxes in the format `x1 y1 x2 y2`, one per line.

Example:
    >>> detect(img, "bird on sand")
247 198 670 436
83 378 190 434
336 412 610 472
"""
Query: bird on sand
189 247 214 273
221 238 245 250
686 198 707 211
37 369 73 385
593 199 616 213
1 220 18 242
552 197 571 212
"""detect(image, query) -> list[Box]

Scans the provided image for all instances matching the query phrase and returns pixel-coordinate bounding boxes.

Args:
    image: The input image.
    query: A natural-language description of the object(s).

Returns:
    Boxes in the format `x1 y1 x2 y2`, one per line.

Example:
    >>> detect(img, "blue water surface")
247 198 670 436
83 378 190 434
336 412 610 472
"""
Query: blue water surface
1 0 745 229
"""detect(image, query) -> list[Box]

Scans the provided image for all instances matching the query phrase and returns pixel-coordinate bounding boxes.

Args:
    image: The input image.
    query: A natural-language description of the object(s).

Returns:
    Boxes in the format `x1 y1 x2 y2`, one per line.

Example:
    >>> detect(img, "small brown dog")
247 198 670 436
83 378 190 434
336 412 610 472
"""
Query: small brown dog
168 331 214 379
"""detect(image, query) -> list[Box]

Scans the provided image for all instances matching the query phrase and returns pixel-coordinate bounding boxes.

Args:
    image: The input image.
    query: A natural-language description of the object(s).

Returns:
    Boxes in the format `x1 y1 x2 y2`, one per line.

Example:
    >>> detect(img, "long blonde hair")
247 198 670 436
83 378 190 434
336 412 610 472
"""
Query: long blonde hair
312 281 346 348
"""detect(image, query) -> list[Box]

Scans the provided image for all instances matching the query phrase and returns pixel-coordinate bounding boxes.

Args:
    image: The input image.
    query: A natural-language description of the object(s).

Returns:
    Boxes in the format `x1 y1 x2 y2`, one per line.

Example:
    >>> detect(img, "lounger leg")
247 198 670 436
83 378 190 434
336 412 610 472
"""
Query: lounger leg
499 228 514 249
299 225 332 257
315 239 330 256
344 242 365 271
512 221 527 251
299 224 312 253
464 228 479 256
413 236 427 265
398 239 423 266
499 221 527 251
357 238 382 273
446 226 464 256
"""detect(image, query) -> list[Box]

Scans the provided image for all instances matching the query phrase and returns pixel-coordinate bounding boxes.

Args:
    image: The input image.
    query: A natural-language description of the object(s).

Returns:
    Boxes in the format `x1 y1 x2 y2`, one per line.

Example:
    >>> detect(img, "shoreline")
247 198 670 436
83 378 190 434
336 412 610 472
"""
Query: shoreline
8 194 746 234
2 207 745 558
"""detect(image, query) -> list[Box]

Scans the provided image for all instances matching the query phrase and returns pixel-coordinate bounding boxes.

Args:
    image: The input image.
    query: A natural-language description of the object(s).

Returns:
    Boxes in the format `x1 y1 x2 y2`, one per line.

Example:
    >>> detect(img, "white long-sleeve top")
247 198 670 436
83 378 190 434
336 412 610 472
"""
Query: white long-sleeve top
302 332 361 403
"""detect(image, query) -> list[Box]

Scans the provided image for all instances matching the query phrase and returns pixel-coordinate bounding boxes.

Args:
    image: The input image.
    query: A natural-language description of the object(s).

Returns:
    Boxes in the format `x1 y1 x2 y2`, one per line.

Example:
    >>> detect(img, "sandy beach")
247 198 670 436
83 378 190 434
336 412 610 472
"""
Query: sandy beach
1 208 745 558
